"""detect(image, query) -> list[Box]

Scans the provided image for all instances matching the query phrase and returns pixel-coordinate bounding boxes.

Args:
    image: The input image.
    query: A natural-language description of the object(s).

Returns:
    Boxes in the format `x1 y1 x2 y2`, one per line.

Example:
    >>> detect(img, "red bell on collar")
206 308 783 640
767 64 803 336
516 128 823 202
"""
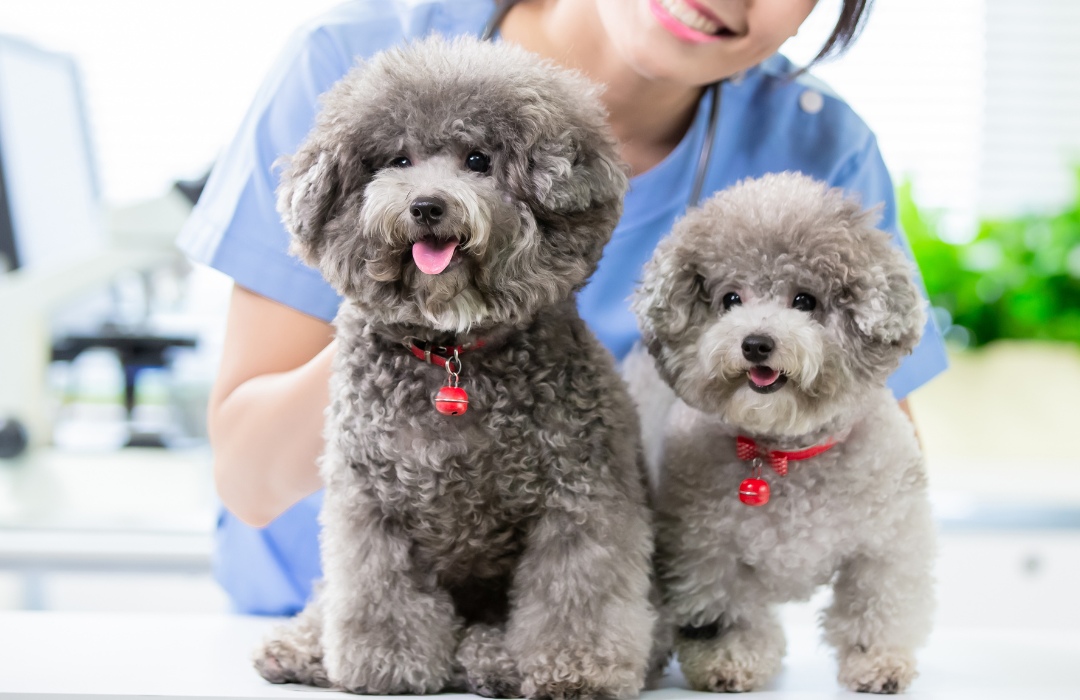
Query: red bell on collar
408 340 475 416
738 477 770 506
435 385 468 416
734 434 840 506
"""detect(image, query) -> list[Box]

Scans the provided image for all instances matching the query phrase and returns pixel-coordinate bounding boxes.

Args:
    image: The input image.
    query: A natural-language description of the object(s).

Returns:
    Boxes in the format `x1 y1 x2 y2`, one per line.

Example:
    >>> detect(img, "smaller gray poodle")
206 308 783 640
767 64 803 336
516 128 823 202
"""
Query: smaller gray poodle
631 173 935 694
251 36 658 698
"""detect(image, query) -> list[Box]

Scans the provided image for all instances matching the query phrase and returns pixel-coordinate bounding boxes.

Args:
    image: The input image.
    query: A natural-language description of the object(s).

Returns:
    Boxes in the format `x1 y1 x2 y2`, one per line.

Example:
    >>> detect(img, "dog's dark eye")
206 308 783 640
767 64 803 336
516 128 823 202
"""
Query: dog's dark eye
722 292 742 310
465 152 491 174
389 155 411 168
792 293 817 312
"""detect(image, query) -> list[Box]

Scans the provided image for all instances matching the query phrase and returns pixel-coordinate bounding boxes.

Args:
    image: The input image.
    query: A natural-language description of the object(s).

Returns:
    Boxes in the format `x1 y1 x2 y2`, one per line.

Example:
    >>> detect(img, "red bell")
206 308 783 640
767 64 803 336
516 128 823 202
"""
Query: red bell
434 385 469 416
738 478 770 506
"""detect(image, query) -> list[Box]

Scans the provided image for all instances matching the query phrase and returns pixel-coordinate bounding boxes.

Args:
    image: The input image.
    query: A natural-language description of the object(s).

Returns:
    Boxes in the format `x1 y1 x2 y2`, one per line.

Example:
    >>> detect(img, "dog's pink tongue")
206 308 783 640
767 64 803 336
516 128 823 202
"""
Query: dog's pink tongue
749 366 780 387
412 239 458 275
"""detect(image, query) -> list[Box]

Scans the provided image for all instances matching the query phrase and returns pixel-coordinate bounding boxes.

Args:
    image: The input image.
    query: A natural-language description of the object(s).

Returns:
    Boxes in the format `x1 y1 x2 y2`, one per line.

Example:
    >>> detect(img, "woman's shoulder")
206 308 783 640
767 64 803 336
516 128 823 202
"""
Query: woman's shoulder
715 53 883 188
741 53 871 134
291 0 495 64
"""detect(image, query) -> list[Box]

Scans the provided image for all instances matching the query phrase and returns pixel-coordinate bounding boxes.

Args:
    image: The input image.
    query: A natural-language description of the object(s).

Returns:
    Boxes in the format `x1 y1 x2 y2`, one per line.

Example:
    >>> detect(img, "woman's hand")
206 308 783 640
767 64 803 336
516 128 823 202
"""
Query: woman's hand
207 284 336 527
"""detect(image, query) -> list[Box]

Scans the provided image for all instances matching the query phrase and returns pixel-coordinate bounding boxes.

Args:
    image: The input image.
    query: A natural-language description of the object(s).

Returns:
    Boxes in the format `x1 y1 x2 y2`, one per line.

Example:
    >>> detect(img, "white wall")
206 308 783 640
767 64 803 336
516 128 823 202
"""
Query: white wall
782 0 987 242
0 0 342 206
786 0 1080 239
978 0 1080 218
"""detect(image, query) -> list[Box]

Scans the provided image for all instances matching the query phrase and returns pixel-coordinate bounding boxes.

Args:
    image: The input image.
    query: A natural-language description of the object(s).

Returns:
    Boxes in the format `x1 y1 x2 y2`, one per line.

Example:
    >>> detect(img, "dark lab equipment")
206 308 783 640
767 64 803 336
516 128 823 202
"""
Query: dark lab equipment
52 331 196 448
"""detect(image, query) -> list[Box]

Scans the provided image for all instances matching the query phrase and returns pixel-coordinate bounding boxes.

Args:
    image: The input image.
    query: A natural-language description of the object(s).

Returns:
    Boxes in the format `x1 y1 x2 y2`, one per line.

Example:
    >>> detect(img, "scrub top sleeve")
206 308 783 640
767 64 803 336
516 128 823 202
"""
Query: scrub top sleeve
176 26 349 322
831 135 949 400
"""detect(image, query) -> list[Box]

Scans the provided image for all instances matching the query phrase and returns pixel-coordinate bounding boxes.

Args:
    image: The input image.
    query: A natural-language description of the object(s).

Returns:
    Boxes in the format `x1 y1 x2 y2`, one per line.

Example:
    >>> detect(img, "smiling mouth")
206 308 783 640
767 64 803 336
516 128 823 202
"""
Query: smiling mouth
650 0 738 42
747 365 788 394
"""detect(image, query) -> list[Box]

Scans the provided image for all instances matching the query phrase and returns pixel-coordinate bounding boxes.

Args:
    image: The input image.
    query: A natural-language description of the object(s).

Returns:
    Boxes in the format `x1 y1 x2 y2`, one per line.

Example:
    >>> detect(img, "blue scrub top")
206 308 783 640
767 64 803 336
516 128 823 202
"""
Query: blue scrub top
178 0 949 616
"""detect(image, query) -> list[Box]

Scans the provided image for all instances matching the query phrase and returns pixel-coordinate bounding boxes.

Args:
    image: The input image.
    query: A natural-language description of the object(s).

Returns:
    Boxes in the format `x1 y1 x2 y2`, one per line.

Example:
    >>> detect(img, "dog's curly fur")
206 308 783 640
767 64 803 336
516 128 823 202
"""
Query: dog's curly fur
630 173 936 694
252 37 659 697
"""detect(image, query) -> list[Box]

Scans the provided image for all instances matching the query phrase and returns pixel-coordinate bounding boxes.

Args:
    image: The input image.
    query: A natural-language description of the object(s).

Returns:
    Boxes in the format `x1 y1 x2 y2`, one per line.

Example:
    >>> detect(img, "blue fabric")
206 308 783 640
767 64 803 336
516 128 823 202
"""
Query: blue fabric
178 0 948 616
213 491 323 616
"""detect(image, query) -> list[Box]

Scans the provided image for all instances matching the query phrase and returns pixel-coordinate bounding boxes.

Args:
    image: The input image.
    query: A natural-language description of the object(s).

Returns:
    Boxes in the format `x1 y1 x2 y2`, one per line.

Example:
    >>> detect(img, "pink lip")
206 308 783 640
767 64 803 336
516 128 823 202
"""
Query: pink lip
648 0 725 44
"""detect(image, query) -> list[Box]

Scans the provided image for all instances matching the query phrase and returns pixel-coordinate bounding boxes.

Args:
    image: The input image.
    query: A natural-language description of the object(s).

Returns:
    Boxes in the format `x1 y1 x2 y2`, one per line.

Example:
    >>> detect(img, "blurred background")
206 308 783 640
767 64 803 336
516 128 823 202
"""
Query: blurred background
0 0 1076 632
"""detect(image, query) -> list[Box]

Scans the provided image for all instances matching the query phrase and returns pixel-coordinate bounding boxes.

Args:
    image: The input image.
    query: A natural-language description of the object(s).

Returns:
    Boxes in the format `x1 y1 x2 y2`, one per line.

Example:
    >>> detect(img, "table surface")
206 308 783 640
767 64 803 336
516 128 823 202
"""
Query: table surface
0 612 1077 699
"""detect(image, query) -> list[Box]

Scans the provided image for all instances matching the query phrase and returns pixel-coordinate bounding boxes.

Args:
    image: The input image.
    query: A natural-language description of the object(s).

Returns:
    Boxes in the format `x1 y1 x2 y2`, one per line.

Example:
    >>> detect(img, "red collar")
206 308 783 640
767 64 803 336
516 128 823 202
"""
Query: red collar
407 338 485 369
735 435 839 477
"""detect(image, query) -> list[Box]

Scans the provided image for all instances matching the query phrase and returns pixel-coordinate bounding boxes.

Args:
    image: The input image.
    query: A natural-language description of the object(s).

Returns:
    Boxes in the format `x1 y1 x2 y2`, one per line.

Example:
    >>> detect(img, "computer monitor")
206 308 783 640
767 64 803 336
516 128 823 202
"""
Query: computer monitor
0 36 103 274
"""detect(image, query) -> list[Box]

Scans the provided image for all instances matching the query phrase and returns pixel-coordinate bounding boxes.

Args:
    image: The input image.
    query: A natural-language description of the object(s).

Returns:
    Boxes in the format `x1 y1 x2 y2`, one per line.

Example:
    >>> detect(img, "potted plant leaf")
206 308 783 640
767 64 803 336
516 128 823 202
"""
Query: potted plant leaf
901 172 1080 498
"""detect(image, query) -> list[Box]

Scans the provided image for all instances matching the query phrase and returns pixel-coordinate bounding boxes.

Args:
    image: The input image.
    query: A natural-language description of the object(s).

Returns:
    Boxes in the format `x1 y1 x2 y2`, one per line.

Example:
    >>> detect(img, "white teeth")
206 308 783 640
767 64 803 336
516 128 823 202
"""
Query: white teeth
658 0 721 35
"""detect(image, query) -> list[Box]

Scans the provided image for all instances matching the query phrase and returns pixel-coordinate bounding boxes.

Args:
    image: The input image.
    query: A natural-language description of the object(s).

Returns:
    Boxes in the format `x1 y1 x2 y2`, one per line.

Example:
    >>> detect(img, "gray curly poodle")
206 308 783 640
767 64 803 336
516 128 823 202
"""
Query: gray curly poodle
251 37 658 698
630 173 936 694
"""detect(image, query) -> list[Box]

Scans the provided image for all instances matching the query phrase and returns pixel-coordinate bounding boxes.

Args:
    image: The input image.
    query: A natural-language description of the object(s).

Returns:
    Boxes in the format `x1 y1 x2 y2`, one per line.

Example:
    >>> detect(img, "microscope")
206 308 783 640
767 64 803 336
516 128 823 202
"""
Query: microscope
0 36 196 458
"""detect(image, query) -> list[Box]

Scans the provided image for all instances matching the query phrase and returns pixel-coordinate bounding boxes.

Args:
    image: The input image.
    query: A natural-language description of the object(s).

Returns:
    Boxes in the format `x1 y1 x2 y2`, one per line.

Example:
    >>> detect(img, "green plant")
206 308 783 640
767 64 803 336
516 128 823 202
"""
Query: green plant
900 171 1080 347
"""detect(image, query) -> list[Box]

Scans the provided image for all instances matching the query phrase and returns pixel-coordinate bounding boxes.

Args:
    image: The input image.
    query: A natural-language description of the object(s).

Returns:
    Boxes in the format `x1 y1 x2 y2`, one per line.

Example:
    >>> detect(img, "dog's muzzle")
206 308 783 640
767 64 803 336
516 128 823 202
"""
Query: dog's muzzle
742 334 787 394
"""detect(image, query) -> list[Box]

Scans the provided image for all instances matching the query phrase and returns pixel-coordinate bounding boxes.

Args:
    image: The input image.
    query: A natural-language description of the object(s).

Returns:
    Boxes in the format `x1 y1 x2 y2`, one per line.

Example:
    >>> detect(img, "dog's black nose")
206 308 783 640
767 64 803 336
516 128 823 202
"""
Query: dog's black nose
410 197 446 225
742 335 774 363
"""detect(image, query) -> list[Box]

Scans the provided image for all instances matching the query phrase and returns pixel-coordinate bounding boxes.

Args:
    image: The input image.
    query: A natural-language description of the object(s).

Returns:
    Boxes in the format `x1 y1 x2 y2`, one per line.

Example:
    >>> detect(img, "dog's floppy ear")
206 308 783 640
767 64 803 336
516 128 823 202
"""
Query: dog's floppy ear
633 237 711 354
843 234 927 354
530 131 628 214
276 140 344 267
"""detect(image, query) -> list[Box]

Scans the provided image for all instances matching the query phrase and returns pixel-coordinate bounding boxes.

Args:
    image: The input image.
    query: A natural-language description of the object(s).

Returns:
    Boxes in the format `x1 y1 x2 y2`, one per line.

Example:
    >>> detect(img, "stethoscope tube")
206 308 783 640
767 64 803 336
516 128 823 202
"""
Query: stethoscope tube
482 1 720 210
689 82 720 209
481 1 515 39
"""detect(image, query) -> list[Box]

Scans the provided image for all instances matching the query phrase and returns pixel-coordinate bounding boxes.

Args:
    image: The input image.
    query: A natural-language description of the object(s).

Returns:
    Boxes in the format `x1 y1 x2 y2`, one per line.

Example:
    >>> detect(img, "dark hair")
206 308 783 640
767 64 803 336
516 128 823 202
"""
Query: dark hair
812 0 875 65
493 0 876 66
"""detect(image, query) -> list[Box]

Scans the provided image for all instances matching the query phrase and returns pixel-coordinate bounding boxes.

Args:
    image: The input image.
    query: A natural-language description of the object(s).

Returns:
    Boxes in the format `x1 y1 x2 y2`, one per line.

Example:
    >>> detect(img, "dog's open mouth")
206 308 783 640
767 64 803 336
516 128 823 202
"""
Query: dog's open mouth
747 366 788 394
412 236 460 275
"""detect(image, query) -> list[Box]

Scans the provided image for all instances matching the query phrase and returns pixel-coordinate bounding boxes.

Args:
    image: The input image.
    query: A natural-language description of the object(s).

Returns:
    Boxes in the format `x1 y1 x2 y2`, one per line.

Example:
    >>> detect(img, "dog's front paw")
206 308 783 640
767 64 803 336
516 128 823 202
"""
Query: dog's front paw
456 624 522 698
253 635 330 688
324 633 454 694
837 647 917 694
676 624 784 693
470 672 524 699
520 649 643 700
678 646 775 693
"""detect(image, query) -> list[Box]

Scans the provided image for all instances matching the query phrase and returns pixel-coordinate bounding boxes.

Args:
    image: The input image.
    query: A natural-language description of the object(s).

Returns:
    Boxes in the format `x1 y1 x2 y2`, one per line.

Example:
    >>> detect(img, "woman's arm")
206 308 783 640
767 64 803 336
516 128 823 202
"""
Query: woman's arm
208 284 336 527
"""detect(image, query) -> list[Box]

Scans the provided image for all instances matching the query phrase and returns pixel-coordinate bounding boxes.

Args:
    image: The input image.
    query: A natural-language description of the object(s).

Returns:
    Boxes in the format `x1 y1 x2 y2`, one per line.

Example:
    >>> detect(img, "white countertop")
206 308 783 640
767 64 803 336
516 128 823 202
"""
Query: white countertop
0 612 1077 699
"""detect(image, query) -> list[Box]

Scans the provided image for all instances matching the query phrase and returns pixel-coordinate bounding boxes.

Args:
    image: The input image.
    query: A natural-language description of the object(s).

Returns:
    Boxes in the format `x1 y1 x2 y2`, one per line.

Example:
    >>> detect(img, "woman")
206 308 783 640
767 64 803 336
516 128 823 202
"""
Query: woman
178 0 947 615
